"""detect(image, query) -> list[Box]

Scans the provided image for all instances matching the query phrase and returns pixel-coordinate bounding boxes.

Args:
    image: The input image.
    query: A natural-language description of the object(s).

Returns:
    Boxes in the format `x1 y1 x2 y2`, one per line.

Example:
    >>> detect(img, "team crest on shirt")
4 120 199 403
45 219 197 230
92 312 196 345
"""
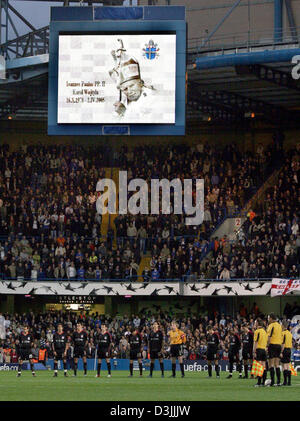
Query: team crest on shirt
143 40 160 60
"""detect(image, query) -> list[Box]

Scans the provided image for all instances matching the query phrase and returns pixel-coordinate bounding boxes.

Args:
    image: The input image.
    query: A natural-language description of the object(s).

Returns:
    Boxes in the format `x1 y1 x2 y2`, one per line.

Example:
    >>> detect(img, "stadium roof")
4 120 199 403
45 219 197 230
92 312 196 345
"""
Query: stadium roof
1 6 300 127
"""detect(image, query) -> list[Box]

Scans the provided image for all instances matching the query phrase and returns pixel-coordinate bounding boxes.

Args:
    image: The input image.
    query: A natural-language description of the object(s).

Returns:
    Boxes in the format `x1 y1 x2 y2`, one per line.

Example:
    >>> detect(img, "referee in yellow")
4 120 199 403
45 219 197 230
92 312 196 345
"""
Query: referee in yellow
168 321 186 378
253 318 268 387
280 320 293 386
267 313 282 386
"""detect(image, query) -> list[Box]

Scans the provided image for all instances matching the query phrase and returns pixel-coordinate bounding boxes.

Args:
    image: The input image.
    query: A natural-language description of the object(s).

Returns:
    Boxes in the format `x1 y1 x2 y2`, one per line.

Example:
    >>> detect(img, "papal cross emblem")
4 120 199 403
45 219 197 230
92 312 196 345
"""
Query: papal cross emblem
143 39 160 60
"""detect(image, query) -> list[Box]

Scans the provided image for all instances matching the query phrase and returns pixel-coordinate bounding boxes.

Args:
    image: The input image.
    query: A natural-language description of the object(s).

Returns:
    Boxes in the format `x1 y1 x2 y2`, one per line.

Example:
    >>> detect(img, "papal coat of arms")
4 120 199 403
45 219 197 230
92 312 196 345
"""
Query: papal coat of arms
143 40 160 60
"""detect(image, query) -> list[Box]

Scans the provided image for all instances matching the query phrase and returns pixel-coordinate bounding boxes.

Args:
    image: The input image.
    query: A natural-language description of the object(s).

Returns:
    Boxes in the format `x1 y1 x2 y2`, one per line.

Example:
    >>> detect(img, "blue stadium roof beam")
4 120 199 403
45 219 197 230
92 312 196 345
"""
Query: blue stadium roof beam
274 0 283 43
285 0 298 42
194 49 300 70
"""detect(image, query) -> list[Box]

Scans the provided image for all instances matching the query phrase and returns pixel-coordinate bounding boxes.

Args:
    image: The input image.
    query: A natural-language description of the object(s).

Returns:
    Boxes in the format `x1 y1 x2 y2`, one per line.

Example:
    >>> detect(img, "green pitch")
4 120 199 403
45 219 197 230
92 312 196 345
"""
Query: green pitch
1 370 300 401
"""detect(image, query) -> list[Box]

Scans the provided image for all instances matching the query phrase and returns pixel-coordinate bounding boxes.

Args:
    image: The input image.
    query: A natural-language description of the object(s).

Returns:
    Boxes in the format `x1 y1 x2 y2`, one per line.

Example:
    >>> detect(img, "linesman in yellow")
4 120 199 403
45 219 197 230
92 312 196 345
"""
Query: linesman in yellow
267 313 282 386
280 320 293 386
253 318 268 387
168 321 187 378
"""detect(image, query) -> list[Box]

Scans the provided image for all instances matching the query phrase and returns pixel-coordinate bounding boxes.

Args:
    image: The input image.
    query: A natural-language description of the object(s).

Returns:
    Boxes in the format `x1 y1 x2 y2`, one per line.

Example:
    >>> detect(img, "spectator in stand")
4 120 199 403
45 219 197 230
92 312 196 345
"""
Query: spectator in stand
0 142 297 282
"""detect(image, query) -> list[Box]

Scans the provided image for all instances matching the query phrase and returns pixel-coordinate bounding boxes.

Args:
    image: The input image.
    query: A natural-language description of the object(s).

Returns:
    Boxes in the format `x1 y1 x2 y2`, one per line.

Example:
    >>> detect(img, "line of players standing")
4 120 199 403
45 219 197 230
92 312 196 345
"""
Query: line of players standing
14 314 294 386
206 313 294 387
15 320 187 378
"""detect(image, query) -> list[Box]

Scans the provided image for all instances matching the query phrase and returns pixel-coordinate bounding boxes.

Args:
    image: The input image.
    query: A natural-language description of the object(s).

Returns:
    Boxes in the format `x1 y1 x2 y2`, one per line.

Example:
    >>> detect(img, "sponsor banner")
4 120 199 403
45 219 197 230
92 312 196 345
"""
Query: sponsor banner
271 278 300 297
6 359 300 372
49 359 300 372
0 363 20 371
0 363 45 371
0 281 179 296
184 281 272 296
0 281 276 296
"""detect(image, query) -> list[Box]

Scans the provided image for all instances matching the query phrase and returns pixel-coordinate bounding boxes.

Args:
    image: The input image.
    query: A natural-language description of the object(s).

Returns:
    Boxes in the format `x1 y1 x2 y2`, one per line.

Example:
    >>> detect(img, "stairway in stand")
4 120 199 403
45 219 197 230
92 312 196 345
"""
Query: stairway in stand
137 254 151 282
99 167 112 240
110 167 120 250
105 167 150 282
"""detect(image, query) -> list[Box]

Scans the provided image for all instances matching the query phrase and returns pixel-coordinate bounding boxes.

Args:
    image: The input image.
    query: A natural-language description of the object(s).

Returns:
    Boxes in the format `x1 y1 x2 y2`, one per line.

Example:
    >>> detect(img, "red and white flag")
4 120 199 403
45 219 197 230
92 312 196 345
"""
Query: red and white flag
271 278 300 297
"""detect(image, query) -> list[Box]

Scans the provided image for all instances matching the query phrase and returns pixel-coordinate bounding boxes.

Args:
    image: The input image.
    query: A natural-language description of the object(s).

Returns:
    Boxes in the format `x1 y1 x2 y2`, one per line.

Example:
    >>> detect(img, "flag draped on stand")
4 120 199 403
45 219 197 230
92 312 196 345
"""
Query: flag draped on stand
271 278 300 297
251 360 264 377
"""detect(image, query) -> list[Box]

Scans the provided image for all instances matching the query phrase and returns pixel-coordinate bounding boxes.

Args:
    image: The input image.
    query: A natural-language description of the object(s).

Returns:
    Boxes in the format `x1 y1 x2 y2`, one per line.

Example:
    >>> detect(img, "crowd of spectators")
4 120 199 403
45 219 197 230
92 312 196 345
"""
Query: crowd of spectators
1 305 300 364
116 141 283 281
0 139 296 282
202 146 300 280
0 143 141 281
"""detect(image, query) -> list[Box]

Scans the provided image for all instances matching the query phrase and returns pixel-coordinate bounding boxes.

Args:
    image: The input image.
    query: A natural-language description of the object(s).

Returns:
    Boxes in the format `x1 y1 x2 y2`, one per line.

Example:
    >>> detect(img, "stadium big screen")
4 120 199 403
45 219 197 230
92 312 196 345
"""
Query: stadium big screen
48 6 186 135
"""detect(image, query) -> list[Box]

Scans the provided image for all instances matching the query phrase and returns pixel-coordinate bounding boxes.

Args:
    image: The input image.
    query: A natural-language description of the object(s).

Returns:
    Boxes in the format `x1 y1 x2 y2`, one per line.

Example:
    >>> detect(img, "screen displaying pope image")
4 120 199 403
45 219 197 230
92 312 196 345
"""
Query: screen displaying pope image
57 34 176 124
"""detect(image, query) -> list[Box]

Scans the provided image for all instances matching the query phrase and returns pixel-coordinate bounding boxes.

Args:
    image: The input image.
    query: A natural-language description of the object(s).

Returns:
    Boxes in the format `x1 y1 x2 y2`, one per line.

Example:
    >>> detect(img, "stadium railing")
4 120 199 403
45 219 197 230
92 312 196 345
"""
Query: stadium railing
0 275 275 283
187 26 300 57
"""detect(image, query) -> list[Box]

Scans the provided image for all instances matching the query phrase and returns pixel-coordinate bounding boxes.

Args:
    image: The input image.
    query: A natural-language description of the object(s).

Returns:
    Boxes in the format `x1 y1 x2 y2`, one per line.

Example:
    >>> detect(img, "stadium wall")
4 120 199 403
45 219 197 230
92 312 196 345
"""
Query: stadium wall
13 358 300 372
1 293 300 318
139 0 300 46
0 121 299 152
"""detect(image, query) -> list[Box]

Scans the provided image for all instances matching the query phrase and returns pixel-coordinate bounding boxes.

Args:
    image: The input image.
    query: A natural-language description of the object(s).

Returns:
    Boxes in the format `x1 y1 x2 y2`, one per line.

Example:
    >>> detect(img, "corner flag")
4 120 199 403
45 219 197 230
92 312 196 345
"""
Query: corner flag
251 360 264 377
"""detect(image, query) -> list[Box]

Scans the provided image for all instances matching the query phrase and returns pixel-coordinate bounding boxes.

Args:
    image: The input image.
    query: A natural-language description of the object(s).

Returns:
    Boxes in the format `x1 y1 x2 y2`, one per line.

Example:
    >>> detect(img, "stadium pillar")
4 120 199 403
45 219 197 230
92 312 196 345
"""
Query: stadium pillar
104 297 113 315
5 295 14 313
274 0 283 43
131 299 139 315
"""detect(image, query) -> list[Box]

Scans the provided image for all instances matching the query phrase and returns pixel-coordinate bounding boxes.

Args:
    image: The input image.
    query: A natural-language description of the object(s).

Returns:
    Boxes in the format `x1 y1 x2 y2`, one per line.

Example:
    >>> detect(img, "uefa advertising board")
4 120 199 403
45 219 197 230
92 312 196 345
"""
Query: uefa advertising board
48 6 186 136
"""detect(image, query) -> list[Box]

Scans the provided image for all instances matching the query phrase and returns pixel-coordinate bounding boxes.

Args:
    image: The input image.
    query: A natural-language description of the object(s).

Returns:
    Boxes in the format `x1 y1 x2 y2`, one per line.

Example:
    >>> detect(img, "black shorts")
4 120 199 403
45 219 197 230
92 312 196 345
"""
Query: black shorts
256 348 267 362
18 350 32 361
170 344 183 358
268 344 281 359
228 350 240 362
150 351 163 360
281 348 291 364
242 349 253 360
98 349 111 359
54 349 66 360
74 347 86 358
206 347 218 361
130 350 142 360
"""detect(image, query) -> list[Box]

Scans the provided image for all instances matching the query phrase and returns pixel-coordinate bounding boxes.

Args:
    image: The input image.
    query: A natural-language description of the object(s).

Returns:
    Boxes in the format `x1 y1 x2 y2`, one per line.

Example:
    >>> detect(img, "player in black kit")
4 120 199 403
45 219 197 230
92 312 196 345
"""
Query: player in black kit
241 323 254 379
206 326 220 378
128 328 143 377
95 323 112 378
226 327 242 379
72 322 88 376
53 323 68 377
147 322 164 378
16 325 36 377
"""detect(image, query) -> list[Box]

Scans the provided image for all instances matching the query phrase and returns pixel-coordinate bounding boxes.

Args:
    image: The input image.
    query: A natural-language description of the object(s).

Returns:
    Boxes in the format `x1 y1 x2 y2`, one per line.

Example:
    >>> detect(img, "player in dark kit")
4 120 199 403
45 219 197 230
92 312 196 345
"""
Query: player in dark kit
72 322 88 376
148 322 164 378
95 323 112 378
16 325 36 377
128 328 143 377
241 323 254 379
206 326 220 378
53 323 68 377
226 327 242 379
